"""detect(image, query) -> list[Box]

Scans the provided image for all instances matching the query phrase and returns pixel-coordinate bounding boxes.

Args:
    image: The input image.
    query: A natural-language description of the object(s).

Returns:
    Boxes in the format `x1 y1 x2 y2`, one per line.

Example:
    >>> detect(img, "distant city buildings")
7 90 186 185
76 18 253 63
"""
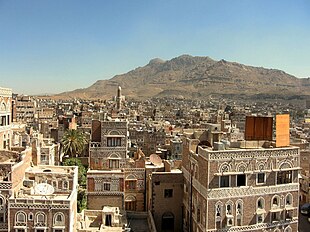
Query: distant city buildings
1 85 309 231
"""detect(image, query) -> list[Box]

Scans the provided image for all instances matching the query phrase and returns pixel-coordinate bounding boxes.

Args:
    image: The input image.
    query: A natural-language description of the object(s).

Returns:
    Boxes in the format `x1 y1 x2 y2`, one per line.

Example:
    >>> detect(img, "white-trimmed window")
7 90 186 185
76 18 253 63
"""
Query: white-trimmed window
28 212 33 221
257 172 265 184
272 195 280 208
53 212 65 226
226 202 233 215
16 212 26 223
257 197 265 209
285 193 293 206
236 200 243 226
215 202 223 229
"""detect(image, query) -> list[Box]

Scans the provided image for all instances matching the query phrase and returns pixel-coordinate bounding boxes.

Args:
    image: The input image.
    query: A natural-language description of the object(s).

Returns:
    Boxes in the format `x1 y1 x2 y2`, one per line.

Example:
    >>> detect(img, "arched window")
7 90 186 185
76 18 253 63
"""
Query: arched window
236 200 243 226
215 203 222 217
54 212 65 226
36 212 45 223
272 196 280 208
285 193 293 206
226 204 232 215
15 211 26 224
257 197 265 209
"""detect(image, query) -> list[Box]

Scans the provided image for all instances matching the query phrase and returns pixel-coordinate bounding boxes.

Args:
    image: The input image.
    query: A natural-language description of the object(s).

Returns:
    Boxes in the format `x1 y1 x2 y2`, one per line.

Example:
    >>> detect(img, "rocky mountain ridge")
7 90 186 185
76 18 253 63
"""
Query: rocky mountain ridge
57 55 310 100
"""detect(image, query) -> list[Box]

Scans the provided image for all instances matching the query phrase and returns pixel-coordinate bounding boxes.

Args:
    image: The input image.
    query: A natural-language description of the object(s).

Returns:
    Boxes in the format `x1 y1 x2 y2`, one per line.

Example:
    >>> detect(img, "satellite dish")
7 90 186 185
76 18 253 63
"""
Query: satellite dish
34 183 55 195
150 154 162 166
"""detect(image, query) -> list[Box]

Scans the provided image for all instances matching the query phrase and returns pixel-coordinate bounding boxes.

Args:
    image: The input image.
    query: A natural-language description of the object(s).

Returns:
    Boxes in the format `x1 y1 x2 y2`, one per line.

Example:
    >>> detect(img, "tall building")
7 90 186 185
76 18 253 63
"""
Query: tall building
87 119 145 211
0 87 12 150
182 131 300 231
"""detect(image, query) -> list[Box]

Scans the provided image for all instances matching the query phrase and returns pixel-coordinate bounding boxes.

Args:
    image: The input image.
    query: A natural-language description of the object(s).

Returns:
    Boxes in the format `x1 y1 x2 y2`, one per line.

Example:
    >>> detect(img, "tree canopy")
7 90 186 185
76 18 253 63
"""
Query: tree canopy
61 129 88 158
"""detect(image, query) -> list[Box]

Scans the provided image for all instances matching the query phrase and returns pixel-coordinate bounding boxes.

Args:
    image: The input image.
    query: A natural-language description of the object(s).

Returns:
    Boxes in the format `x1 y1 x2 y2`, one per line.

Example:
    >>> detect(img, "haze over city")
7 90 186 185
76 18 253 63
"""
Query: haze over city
0 0 309 95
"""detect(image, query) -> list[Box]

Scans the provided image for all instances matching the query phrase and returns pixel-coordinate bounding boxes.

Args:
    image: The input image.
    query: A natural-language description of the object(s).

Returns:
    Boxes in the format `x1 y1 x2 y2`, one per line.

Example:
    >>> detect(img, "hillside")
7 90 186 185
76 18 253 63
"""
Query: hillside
57 55 310 100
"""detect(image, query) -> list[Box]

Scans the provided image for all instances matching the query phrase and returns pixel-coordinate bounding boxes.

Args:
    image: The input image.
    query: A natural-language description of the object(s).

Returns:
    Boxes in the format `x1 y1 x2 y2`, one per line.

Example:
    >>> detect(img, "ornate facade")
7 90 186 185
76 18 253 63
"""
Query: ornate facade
0 87 12 150
183 137 300 232
87 119 145 211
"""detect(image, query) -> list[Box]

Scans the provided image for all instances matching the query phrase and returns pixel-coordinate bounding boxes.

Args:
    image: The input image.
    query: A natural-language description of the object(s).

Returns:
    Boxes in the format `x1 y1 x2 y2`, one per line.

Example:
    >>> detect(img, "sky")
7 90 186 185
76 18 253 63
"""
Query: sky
0 0 309 95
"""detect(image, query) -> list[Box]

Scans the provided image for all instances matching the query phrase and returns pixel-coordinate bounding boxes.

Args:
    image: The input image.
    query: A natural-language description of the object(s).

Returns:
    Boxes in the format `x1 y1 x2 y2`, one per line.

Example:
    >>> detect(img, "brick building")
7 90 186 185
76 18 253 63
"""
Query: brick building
87 119 145 212
182 132 300 232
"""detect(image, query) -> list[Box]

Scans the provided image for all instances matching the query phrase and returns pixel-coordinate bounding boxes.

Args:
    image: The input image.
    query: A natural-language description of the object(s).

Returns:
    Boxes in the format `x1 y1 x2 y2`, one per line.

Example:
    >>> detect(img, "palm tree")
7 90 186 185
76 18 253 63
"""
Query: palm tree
61 129 88 158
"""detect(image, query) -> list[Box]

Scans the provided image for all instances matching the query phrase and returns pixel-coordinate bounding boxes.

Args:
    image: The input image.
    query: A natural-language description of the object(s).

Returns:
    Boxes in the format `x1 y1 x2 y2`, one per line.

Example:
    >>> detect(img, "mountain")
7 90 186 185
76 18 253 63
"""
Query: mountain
57 55 310 100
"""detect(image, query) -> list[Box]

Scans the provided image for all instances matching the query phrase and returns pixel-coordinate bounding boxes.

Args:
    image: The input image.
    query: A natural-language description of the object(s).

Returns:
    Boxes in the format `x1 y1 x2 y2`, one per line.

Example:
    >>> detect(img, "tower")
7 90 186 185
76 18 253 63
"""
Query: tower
117 86 122 110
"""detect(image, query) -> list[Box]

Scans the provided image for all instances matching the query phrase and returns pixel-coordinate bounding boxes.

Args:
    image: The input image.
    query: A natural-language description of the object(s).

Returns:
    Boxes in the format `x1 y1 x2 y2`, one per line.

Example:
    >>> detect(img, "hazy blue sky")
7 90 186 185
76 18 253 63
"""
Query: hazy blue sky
0 0 309 94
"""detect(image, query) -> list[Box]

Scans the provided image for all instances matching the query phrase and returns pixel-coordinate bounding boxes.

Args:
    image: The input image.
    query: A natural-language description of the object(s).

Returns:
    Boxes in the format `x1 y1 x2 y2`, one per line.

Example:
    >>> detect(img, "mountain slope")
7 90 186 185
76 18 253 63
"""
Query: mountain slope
57 55 310 99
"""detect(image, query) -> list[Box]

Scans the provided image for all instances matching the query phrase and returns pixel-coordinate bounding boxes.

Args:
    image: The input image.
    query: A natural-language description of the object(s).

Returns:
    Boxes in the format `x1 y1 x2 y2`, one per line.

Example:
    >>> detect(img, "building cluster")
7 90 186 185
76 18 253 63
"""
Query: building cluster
0 85 309 231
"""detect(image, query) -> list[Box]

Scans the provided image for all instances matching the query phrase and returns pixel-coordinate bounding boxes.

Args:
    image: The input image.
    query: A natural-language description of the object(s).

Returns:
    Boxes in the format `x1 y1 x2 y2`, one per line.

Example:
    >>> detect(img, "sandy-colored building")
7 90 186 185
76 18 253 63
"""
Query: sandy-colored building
0 87 12 150
148 170 183 232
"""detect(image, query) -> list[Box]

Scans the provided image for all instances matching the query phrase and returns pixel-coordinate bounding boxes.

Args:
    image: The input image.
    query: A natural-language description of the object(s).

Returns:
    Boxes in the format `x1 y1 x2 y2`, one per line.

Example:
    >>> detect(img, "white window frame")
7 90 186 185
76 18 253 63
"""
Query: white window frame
256 172 266 185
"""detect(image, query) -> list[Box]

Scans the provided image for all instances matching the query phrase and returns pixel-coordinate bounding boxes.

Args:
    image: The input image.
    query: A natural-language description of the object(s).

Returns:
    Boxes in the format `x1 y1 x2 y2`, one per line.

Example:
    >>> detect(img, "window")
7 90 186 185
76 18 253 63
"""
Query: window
16 212 26 223
216 204 222 217
277 171 292 184
285 210 293 220
285 194 292 206
54 230 64 232
109 159 119 169
63 180 68 190
164 189 173 198
272 196 280 208
28 213 33 221
236 174 246 187
103 183 111 191
125 201 136 211
271 212 281 222
0 213 4 223
16 230 25 232
257 173 265 184
52 180 57 189
36 230 45 232
107 137 121 147
220 176 230 188
236 201 243 226
54 213 65 226
197 208 201 223
126 180 136 190
257 214 264 224
226 203 232 215
257 198 264 209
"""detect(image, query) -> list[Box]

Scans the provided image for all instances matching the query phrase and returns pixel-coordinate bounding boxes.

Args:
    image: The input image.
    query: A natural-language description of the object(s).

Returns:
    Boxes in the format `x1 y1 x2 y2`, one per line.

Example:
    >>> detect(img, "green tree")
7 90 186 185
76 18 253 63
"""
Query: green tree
62 158 87 213
62 158 87 186
61 129 88 158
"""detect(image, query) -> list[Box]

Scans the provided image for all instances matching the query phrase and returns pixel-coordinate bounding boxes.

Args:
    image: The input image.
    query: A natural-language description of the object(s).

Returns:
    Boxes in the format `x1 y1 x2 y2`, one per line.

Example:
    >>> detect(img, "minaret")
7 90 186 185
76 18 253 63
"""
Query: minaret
117 86 122 110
